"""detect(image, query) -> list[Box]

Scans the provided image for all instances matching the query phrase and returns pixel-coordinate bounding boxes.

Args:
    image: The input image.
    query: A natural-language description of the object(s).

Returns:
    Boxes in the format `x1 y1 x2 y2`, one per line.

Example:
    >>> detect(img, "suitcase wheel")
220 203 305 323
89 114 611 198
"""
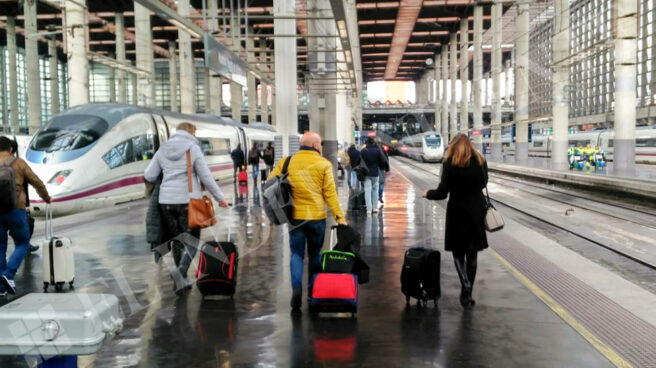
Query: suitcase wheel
43 282 49 292
69 281 75 289
55 282 64 292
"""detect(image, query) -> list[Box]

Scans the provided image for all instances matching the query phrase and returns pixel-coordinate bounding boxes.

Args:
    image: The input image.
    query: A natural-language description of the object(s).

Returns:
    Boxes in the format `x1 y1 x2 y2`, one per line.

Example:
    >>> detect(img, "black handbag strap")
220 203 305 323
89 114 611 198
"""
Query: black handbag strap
282 156 292 175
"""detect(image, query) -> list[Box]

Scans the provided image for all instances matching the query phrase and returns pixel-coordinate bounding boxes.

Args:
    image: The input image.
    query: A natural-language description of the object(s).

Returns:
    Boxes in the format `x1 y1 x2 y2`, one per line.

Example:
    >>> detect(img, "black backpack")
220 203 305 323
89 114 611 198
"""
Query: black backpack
262 156 293 225
263 147 274 164
0 157 17 214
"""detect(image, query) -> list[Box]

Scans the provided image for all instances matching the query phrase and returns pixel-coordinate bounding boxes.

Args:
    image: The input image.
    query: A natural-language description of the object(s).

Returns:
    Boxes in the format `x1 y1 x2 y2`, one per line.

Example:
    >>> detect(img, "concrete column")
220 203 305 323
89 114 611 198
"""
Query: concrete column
208 72 222 115
108 66 116 102
7 17 18 132
434 54 441 132
614 0 638 173
449 33 458 141
259 39 268 123
115 13 127 103
490 1 502 161
460 18 469 135
131 74 138 104
515 0 530 162
552 0 570 167
484 72 489 106
274 0 298 155
135 3 154 106
177 0 195 113
473 5 483 151
24 0 40 132
247 28 257 123
65 0 89 107
231 82 242 121
504 59 511 105
0 45 5 131
168 41 179 112
49 38 60 116
441 48 448 140
203 68 211 113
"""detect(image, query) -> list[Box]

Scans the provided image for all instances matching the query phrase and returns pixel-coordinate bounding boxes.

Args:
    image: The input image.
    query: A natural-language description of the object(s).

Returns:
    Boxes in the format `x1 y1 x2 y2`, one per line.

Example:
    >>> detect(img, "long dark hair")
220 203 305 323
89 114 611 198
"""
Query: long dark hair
444 134 485 168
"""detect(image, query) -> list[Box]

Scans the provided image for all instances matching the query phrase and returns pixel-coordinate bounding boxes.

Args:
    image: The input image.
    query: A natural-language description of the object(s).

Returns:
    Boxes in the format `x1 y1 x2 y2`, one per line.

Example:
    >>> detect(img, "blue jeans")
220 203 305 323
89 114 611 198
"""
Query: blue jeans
289 220 326 294
363 175 380 212
350 170 359 190
0 209 30 283
378 171 386 199
252 163 259 180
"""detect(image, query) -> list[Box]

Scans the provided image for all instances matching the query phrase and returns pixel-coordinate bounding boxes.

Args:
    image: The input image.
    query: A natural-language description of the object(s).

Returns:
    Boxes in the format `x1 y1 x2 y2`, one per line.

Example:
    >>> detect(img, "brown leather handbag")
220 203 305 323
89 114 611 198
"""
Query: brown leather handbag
186 150 217 229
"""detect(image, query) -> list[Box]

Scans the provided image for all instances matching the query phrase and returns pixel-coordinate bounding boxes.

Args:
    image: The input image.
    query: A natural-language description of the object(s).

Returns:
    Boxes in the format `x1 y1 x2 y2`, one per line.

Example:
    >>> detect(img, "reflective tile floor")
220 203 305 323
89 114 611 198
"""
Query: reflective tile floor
0 164 614 367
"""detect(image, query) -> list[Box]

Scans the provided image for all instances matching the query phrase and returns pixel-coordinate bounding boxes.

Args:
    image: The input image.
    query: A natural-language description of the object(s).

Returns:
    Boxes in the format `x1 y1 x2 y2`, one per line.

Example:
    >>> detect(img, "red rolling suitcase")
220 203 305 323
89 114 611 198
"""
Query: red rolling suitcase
238 170 248 184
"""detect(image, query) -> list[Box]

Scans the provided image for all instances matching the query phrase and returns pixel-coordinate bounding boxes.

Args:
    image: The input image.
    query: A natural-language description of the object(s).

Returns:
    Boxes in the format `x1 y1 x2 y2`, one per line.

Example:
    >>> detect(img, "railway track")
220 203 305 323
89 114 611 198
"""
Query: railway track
393 156 656 271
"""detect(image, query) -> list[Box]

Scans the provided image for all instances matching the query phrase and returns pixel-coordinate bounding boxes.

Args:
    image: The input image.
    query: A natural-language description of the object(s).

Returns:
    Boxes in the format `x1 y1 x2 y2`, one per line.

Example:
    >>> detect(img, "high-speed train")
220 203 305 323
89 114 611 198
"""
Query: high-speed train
25 103 276 216
482 126 656 164
397 131 445 162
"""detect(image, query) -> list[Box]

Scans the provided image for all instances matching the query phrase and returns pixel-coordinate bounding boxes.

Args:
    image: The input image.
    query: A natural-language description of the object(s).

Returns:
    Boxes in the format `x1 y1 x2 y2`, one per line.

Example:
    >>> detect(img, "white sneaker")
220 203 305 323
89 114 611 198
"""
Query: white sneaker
1 276 16 295
372 209 379 214
0 292 6 298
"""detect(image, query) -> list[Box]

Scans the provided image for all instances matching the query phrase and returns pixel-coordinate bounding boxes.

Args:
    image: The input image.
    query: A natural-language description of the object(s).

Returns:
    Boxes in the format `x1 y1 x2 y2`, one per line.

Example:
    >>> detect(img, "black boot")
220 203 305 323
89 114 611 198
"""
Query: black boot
453 254 473 309
466 252 478 307
290 289 302 312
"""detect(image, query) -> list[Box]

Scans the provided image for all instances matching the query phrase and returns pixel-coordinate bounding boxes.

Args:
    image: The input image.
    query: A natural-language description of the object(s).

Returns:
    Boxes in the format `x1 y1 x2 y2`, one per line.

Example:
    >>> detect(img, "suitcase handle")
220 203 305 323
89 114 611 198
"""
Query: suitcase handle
45 204 54 240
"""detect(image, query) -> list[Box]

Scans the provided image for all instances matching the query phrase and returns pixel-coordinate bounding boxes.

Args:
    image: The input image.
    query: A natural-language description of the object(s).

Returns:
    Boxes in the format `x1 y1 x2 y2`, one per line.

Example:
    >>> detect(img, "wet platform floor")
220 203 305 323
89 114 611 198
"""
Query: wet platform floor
0 165 616 367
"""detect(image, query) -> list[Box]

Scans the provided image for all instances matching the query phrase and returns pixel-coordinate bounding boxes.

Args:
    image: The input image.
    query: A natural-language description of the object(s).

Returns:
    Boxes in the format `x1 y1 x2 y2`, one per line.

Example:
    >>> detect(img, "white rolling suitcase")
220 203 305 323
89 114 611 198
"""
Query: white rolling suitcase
0 293 123 357
42 205 75 292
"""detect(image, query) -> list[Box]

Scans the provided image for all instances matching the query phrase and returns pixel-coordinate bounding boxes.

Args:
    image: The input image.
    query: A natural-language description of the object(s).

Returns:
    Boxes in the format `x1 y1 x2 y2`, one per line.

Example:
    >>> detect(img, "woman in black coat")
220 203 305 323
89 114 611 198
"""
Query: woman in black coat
423 134 488 308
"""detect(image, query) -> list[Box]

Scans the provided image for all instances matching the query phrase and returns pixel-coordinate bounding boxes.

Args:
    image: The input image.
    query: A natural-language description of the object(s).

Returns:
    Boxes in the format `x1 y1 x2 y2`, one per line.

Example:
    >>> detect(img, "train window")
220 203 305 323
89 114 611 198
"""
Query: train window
608 139 614 148
31 115 108 152
636 138 656 147
197 137 230 156
425 136 442 148
533 141 543 147
102 134 154 169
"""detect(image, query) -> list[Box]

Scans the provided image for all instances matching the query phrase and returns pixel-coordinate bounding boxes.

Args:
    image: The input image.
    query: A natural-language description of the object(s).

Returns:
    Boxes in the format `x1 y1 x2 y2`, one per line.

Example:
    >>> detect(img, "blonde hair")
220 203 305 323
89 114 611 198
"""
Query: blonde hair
176 122 196 135
445 134 485 168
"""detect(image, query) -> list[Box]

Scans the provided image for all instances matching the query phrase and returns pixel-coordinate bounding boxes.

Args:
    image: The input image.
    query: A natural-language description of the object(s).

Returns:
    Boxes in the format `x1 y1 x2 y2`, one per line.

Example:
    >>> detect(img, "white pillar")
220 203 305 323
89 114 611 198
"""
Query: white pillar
449 33 458 141
460 18 469 135
24 0 40 132
247 28 257 123
65 0 89 107
473 5 483 151
614 0 638 173
178 0 195 113
168 41 179 112
491 1 502 161
259 39 269 123
135 3 154 106
441 48 448 140
115 13 127 103
552 0 570 167
231 82 242 121
434 54 441 132
7 16 18 132
274 0 298 155
131 74 138 104
49 38 60 116
515 1 530 161
108 66 116 102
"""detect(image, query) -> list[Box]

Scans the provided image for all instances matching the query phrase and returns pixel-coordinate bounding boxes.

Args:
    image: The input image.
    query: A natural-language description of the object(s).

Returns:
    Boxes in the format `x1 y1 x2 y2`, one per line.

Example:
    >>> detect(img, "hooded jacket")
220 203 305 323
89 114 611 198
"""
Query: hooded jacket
144 130 224 205
0 152 50 209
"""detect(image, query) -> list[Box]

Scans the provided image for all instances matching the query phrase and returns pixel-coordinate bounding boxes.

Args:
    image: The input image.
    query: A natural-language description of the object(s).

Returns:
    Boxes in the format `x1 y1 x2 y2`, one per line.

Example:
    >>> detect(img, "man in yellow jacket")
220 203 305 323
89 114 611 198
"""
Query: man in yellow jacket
268 131 347 312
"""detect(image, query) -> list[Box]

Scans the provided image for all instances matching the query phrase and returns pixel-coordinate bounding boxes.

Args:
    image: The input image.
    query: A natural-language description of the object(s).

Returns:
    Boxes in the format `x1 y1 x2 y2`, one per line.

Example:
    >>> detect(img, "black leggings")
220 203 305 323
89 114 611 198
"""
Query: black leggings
452 251 478 290
161 204 201 275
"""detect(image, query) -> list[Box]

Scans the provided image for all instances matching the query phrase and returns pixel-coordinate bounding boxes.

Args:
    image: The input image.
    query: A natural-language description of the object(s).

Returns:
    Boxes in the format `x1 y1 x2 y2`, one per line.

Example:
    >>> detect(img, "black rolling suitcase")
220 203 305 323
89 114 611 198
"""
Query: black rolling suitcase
348 188 366 212
196 228 238 298
401 247 441 307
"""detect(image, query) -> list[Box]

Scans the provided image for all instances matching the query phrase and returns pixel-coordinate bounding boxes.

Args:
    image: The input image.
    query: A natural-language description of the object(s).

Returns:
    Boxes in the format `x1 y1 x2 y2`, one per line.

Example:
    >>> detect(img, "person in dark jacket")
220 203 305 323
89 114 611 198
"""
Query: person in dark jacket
375 138 390 204
262 142 275 180
347 143 361 189
248 142 262 180
360 137 388 214
230 144 245 182
423 134 488 309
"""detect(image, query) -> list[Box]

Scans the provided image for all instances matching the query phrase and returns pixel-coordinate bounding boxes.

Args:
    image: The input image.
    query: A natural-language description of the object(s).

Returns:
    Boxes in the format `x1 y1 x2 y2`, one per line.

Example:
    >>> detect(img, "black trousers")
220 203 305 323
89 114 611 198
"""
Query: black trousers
161 204 201 276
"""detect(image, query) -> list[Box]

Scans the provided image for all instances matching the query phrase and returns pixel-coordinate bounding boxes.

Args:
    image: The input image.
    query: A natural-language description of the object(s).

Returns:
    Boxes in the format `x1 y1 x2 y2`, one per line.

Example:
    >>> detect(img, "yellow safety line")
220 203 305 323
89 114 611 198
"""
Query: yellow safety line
394 160 633 368
489 249 634 368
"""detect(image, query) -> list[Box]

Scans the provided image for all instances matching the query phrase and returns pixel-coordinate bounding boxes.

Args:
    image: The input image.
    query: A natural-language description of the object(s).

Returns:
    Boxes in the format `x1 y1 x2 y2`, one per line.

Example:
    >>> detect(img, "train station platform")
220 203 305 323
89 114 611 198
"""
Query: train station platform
485 156 656 200
1 162 655 367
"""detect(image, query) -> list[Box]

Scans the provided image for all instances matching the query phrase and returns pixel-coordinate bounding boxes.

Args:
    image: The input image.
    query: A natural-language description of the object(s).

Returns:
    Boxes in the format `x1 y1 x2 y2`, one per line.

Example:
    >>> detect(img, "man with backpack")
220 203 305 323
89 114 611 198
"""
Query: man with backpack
0 136 51 295
267 131 347 312
9 139 39 253
230 144 245 183
262 142 275 180
248 142 262 181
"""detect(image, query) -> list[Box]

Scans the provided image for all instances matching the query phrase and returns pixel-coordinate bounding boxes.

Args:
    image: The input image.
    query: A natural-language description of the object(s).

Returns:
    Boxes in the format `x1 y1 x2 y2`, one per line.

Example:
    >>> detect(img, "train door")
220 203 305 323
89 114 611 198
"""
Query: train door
151 115 170 150
238 128 248 163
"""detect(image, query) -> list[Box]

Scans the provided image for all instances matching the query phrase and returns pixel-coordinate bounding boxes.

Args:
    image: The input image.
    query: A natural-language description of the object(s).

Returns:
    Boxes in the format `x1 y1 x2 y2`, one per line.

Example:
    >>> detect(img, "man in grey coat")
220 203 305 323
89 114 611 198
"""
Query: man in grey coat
145 122 228 293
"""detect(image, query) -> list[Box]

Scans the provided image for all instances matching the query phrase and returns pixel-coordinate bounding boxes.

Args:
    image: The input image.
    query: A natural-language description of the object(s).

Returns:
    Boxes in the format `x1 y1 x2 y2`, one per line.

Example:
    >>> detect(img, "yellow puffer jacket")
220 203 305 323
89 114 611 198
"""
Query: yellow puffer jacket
268 148 345 222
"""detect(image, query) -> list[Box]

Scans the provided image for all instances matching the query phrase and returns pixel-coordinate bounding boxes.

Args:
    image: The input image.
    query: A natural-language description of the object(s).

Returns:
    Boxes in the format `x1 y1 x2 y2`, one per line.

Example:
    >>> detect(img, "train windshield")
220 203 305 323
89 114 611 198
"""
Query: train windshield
30 115 108 152
425 135 442 148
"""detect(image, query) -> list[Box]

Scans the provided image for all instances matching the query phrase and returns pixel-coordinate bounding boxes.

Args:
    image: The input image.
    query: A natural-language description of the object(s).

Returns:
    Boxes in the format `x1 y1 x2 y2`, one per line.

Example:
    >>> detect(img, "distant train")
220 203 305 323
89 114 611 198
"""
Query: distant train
482 126 656 164
25 103 277 216
397 131 445 162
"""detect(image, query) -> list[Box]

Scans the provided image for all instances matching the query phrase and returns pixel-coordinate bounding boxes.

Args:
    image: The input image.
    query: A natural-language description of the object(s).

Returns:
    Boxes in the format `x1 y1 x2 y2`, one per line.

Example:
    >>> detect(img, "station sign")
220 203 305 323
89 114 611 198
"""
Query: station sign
472 130 482 136
204 35 247 86
366 131 377 137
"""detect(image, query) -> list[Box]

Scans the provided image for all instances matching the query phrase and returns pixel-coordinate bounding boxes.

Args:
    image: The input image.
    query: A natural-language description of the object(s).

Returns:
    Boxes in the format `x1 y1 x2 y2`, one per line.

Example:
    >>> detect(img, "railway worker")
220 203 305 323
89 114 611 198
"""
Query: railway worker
248 142 262 181
360 137 389 215
267 131 347 312
0 136 51 295
230 144 245 182
144 122 229 294
422 134 488 309
567 146 575 168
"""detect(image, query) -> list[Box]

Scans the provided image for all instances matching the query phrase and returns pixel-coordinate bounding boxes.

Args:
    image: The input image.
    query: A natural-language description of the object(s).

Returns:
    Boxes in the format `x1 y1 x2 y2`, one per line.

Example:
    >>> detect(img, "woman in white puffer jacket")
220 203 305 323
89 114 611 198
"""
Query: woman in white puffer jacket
145 122 228 293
